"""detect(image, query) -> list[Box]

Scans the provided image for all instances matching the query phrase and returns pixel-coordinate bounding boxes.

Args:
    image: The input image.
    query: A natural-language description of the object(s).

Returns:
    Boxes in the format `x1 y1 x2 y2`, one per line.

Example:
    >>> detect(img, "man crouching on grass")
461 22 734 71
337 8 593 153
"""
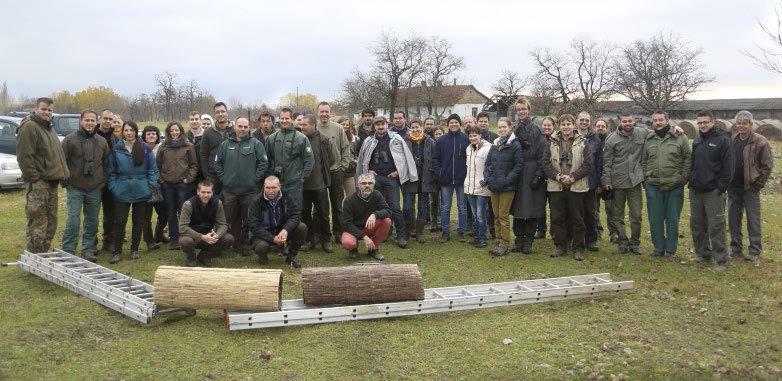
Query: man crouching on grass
340 172 392 261
178 180 235 267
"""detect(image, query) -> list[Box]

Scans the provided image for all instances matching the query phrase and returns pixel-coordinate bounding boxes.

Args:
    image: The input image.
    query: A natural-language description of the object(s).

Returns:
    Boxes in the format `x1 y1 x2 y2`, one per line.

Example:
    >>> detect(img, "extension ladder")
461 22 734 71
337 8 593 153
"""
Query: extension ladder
6 249 191 324
225 273 633 331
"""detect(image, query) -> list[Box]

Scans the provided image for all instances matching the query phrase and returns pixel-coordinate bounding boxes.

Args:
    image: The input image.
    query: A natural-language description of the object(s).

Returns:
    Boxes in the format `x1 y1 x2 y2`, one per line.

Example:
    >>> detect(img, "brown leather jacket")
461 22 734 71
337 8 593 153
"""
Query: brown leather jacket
732 131 774 191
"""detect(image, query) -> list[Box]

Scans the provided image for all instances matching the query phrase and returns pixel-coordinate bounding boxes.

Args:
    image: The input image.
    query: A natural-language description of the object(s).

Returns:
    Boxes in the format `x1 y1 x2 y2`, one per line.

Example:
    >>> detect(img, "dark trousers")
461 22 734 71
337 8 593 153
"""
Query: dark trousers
162 181 190 241
179 233 235 256
142 201 167 245
486 197 495 237
535 192 550 236
113 200 148 253
303 188 331 243
728 188 762 257
583 188 599 245
690 189 728 263
222 191 257 248
328 171 344 238
428 190 440 228
374 175 405 238
512 218 537 246
550 190 586 250
100 186 116 251
253 222 308 256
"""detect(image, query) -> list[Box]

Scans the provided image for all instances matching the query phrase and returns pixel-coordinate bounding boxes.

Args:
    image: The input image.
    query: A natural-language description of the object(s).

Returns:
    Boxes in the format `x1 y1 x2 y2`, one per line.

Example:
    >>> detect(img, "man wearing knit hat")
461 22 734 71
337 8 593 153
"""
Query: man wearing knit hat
432 113 470 243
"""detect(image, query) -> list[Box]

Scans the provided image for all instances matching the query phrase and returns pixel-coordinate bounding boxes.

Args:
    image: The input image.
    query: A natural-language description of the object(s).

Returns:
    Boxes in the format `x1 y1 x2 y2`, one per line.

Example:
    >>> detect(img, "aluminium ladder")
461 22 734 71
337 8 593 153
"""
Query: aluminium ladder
225 273 633 331
5 249 191 324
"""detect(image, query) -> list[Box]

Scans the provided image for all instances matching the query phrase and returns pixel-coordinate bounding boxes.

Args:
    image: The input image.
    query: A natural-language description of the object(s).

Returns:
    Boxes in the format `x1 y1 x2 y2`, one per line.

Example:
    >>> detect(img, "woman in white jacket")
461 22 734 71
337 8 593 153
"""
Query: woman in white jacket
464 126 492 247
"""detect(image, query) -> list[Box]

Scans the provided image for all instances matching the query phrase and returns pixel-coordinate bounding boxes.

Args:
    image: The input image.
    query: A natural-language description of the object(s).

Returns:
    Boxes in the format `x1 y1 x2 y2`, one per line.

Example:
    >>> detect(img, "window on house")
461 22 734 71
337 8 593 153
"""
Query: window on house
472 107 478 117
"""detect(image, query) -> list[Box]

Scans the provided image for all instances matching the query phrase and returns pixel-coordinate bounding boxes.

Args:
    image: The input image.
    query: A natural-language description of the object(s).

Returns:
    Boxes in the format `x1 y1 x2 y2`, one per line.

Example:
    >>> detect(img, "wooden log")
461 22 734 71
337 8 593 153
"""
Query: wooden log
153 266 282 311
302 264 424 306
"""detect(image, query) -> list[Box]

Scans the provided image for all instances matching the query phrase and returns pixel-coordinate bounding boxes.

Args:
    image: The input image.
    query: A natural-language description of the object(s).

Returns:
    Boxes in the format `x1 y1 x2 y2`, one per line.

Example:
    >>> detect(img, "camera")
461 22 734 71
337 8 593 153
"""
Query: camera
83 161 95 176
559 152 572 167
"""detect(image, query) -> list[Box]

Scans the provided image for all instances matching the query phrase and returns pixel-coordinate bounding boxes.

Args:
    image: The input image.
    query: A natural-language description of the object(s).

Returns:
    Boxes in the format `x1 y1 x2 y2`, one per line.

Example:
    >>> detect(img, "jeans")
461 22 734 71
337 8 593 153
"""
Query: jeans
644 184 684 254
162 181 190 241
403 192 430 222
728 188 762 257
440 184 467 235
62 186 102 255
466 195 489 243
374 175 405 239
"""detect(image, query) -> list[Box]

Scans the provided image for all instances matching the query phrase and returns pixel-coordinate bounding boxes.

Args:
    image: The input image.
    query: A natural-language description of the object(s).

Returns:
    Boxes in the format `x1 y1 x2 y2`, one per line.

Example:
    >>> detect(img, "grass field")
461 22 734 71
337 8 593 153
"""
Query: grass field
0 143 781 380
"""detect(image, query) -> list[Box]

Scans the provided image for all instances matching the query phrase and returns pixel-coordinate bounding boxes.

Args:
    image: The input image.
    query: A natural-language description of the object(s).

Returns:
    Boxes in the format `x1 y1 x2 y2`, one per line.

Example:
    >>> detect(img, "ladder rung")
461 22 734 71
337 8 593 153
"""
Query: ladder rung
136 292 153 299
104 280 131 286
569 280 585 286
516 284 533 291
489 287 504 294
542 281 558 288
431 291 444 299
461 289 474 296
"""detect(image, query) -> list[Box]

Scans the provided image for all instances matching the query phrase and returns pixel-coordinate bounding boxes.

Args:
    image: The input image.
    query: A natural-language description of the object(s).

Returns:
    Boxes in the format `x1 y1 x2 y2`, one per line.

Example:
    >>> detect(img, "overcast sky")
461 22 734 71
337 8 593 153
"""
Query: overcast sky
4 0 782 106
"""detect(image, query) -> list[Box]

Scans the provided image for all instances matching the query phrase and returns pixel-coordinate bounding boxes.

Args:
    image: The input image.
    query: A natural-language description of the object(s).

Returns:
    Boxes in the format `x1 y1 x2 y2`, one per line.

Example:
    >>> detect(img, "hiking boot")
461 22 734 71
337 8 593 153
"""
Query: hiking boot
415 220 427 244
609 234 620 244
321 241 334 253
713 262 727 272
586 241 599 252
511 243 524 253
395 238 408 249
475 241 487 248
285 255 301 268
745 255 759 263
439 233 450 243
521 240 533 254
617 245 629 254
534 230 546 239
130 250 140 260
491 246 509 257
730 251 745 260
185 250 198 267
628 246 641 255
169 241 180 250
368 250 384 261
300 241 314 252
147 242 160 252
81 251 97 263
550 247 564 258
348 249 358 259
109 253 121 264
197 252 212 267
573 249 584 261
257 252 269 265
457 233 466 242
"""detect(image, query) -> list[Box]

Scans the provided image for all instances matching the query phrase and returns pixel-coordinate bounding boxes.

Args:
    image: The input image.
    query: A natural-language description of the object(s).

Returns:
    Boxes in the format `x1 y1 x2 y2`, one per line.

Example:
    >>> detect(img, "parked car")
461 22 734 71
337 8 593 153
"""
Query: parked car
0 116 22 155
51 114 80 138
6 111 29 118
0 153 24 190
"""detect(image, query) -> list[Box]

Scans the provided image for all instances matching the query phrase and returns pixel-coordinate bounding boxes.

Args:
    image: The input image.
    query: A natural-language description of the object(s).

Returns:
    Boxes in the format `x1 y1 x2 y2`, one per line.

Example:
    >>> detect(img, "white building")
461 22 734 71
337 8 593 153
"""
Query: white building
376 84 491 121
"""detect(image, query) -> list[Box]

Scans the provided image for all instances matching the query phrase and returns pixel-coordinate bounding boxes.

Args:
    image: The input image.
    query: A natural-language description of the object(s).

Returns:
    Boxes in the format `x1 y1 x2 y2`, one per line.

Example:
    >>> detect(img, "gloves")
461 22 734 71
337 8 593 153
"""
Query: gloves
530 175 544 190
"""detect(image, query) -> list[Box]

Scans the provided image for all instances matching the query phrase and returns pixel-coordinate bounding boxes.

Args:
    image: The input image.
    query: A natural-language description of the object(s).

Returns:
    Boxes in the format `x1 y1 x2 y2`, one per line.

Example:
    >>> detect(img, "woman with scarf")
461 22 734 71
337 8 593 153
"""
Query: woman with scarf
464 126 492 248
157 122 198 250
484 118 523 256
402 118 436 243
108 122 158 263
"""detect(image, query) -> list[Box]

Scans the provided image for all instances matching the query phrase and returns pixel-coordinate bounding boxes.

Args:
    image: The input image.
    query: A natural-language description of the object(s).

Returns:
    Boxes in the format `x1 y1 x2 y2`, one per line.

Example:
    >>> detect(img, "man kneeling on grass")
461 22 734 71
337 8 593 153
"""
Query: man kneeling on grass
247 176 307 268
178 180 235 267
340 172 392 261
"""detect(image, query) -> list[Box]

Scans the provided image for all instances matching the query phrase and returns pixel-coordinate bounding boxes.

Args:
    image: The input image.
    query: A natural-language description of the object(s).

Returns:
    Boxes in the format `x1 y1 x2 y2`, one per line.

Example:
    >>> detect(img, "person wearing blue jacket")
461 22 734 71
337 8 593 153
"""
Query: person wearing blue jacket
484 117 523 256
107 121 159 264
432 113 470 243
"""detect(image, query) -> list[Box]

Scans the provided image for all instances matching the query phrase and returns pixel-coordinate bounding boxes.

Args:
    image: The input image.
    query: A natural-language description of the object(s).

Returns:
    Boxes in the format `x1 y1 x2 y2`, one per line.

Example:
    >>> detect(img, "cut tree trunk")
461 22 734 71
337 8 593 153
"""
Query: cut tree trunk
153 266 282 311
302 264 424 306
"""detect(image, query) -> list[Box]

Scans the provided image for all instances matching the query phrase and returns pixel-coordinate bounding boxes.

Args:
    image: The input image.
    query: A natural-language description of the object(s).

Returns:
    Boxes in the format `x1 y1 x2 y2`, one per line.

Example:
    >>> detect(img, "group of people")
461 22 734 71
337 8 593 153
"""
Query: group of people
16 95 773 271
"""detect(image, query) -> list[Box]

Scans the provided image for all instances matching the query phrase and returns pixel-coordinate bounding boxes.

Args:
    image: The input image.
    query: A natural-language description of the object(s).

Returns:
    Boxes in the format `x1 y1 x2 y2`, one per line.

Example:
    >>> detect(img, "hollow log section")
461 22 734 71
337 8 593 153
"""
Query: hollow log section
153 266 282 311
302 264 425 306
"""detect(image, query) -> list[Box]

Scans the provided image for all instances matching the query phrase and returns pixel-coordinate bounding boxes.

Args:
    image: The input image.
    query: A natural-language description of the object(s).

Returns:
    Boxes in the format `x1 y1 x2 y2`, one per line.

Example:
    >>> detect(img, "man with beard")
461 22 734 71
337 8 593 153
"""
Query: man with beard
248 176 307 268
391 110 408 135
340 172 392 260
356 108 375 155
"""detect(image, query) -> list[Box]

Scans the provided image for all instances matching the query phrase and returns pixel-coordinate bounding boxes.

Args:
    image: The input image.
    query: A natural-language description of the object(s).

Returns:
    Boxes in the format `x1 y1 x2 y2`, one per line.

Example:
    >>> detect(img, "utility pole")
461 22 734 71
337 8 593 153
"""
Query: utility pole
296 86 299 109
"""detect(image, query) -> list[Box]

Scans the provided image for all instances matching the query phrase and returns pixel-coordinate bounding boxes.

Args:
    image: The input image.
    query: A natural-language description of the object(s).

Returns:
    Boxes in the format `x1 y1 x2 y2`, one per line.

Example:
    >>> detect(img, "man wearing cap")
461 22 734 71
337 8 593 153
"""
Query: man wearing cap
357 116 418 248
432 113 470 243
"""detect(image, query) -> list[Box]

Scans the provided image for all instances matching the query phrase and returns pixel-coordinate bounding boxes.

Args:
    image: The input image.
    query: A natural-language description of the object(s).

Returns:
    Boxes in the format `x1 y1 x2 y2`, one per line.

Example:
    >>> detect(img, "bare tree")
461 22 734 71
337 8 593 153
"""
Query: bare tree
418 36 465 118
570 36 615 104
179 79 202 114
526 73 560 116
491 70 528 117
340 69 388 112
741 0 782 74
154 72 178 120
530 47 574 104
372 31 429 114
0 81 11 114
613 33 715 113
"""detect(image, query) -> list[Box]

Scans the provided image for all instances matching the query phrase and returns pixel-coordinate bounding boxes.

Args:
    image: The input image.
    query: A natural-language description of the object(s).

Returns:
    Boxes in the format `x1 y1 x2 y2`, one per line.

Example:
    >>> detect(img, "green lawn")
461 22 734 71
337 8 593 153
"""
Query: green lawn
0 146 781 380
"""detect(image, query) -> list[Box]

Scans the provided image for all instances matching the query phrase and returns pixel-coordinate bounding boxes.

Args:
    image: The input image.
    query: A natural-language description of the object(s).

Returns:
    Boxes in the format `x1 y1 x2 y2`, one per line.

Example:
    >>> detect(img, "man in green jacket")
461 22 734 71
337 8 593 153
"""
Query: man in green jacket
301 115 338 252
265 107 314 208
215 117 268 256
16 97 70 253
61 109 110 261
602 113 649 255
641 110 691 258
